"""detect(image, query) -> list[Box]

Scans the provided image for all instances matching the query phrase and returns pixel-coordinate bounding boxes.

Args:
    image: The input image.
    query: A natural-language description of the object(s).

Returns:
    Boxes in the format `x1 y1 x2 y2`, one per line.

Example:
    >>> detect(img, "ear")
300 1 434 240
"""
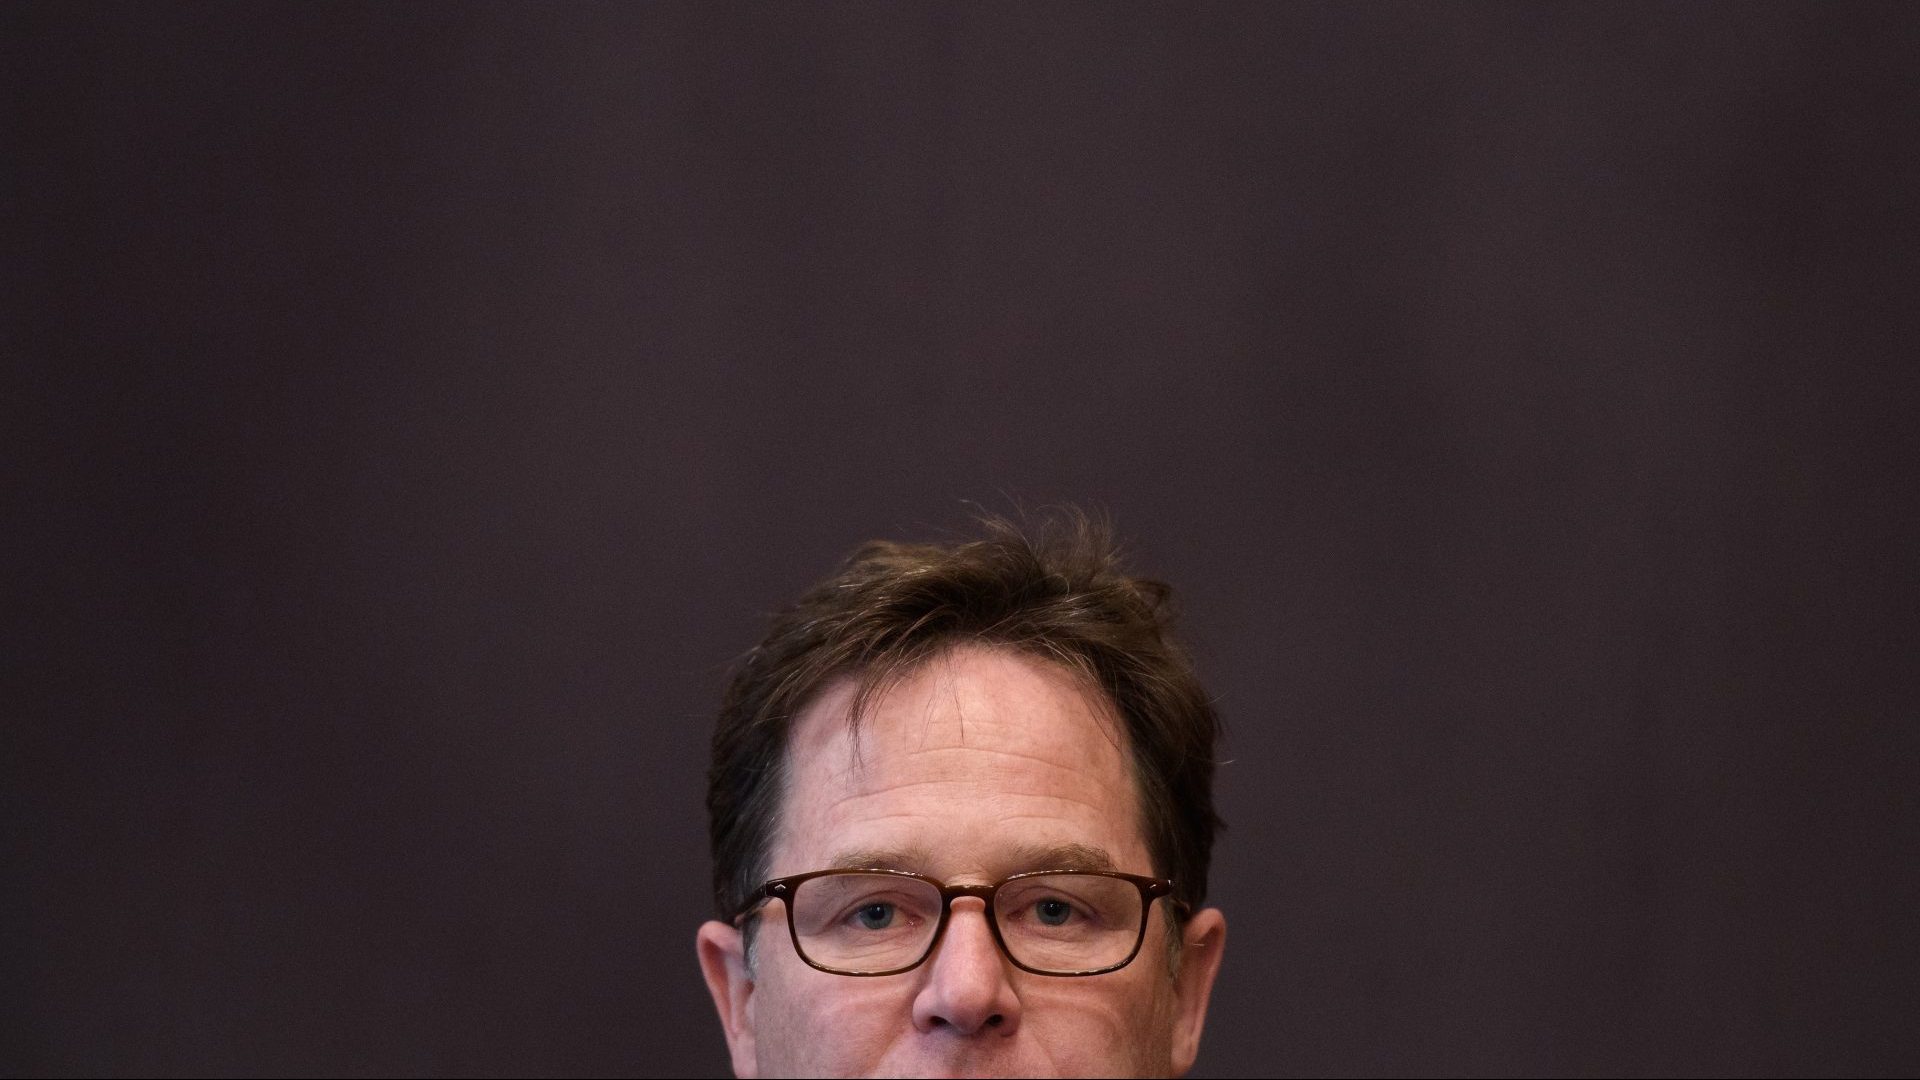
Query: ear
696 920 759 1078
1168 907 1227 1077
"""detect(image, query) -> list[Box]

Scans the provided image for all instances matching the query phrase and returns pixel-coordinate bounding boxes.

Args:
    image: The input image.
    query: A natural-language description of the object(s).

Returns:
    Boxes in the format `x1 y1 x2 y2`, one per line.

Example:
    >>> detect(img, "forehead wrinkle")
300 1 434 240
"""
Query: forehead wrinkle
819 759 1115 803
821 711 1130 788
799 792 1140 861
813 773 1085 803
816 789 1112 830
826 741 1124 790
810 744 1142 832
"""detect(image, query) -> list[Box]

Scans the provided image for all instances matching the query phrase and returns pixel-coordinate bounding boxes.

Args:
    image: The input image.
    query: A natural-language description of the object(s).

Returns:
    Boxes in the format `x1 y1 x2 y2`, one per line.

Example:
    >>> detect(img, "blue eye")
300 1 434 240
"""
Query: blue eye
855 903 895 930
1035 899 1073 926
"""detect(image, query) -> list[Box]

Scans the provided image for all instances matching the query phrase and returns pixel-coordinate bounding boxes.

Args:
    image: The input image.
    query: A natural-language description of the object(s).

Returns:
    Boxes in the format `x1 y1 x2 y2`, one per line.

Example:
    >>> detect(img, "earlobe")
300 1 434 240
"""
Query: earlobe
695 920 759 1078
1168 907 1227 1078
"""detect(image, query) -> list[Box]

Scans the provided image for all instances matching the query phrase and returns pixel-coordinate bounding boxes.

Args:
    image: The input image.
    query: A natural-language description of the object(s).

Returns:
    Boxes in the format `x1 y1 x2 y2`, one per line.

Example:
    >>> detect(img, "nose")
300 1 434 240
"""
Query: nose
910 897 1022 1037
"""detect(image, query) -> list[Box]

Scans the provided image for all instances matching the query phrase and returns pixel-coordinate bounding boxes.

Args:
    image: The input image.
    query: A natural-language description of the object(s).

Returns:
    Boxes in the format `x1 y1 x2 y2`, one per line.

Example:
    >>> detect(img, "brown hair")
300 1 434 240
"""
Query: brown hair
706 510 1223 927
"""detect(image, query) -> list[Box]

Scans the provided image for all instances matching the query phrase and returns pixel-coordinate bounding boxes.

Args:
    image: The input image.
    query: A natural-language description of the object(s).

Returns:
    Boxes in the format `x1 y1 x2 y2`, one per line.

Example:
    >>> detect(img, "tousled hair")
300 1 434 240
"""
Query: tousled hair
706 510 1223 930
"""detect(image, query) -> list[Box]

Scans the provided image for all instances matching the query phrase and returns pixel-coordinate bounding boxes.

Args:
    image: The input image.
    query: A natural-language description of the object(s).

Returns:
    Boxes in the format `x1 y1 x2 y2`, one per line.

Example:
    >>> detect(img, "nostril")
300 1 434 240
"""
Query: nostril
986 1014 1004 1028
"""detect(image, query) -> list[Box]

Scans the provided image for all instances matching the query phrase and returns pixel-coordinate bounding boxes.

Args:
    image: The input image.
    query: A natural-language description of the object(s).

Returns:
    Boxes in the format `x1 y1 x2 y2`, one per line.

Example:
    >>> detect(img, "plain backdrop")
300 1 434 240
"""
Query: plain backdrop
6 3 1917 1076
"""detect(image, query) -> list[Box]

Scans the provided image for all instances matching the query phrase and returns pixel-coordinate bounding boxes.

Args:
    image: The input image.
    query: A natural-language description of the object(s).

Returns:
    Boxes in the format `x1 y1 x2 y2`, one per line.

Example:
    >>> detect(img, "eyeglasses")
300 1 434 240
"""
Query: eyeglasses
737 868 1177 977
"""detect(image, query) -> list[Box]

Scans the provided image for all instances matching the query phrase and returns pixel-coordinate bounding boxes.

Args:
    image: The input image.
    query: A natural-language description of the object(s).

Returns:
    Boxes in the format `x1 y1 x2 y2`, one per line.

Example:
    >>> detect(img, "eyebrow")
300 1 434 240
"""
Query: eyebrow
825 847 936 872
1006 842 1118 874
823 842 1119 876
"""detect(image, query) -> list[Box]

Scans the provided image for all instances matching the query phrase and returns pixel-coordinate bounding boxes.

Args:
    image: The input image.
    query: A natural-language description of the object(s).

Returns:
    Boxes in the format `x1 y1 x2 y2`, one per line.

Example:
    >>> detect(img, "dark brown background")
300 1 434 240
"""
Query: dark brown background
6 3 1917 1076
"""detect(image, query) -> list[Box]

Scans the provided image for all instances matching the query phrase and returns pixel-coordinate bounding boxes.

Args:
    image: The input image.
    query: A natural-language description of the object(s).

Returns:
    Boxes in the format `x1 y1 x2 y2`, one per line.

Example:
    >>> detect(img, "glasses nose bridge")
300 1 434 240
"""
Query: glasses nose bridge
936 881 1001 924
940 882 999 904
927 881 1010 968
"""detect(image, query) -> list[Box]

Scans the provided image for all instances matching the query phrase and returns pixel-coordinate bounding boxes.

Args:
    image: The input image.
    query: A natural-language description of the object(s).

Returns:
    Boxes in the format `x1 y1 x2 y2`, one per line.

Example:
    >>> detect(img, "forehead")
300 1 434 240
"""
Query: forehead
772 644 1151 878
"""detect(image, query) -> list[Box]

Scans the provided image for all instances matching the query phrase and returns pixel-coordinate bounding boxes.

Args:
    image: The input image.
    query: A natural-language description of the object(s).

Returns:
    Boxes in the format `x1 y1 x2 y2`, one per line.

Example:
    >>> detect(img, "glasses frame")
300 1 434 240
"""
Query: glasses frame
739 867 1177 978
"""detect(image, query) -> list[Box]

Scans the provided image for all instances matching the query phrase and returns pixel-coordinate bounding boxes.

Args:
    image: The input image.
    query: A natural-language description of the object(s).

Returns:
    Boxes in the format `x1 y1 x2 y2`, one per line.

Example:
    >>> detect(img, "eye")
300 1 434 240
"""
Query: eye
1034 898 1073 926
854 903 895 930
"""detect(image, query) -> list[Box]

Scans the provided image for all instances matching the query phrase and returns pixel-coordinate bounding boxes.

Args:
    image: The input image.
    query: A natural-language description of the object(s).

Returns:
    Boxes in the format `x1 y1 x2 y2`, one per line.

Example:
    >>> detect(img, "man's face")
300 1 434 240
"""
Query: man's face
697 644 1226 1078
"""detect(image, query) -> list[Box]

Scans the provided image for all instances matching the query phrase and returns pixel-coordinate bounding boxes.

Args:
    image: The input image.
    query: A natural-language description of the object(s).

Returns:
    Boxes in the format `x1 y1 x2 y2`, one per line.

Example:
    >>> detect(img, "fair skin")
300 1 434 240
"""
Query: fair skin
697 644 1227 1078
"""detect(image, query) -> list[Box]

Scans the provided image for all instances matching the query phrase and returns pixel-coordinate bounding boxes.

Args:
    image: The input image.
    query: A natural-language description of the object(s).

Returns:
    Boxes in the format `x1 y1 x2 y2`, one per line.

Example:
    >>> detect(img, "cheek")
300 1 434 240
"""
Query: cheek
753 964 917 1068
1020 969 1178 1071
1021 970 1161 1027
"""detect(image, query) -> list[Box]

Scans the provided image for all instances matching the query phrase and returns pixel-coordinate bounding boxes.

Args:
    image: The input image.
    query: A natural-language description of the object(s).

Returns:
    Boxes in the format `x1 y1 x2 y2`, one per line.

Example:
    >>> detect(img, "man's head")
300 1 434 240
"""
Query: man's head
696 513 1227 1077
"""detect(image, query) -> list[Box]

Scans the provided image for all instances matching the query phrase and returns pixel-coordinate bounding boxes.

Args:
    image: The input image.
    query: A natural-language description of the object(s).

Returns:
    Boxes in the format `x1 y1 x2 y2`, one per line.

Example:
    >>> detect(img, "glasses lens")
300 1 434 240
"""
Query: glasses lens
994 873 1146 973
789 873 943 973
